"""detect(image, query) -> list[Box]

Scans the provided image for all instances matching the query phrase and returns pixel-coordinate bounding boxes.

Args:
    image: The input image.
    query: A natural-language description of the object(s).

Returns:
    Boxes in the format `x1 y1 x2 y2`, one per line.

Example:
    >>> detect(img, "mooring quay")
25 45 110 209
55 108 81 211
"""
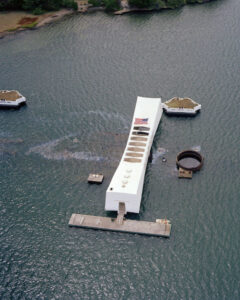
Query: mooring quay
69 213 171 237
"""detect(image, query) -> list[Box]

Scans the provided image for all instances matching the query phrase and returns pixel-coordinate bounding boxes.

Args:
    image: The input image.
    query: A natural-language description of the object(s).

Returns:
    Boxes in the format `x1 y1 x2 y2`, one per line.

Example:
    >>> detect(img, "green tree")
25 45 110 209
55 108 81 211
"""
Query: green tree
42 0 62 10
22 0 41 10
0 0 23 10
62 0 78 9
88 0 102 6
129 0 156 8
103 0 119 11
21 0 77 11
155 0 166 8
166 0 185 8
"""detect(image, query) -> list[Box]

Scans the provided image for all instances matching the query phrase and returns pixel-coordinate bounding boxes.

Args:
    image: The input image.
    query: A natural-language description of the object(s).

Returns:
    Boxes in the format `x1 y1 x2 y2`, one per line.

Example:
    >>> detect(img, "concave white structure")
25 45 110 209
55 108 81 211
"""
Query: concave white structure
105 97 162 214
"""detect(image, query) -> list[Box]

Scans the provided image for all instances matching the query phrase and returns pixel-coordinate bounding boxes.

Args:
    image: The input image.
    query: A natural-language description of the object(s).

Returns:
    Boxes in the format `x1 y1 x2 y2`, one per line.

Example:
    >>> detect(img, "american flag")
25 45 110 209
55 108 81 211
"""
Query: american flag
134 118 148 125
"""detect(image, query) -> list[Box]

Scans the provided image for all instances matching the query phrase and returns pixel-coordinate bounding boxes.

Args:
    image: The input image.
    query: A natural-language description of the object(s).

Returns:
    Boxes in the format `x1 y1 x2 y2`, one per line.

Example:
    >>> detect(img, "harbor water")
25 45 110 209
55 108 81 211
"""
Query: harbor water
0 0 240 298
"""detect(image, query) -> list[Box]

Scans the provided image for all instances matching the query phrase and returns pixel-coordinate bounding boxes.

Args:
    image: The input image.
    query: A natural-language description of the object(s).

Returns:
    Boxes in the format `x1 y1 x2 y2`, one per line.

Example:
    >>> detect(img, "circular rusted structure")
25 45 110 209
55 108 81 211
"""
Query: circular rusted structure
176 150 203 172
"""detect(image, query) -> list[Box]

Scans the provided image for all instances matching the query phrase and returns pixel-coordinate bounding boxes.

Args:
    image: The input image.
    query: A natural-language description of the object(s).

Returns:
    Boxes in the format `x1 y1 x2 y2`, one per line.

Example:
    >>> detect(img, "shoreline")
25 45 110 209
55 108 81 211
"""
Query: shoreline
0 9 74 39
114 0 213 15
0 0 214 39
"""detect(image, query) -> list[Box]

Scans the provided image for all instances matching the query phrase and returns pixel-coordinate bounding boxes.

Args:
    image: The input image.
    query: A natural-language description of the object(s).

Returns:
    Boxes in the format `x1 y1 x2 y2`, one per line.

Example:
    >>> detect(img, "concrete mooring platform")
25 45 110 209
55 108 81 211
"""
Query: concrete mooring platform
69 213 171 237
178 167 193 179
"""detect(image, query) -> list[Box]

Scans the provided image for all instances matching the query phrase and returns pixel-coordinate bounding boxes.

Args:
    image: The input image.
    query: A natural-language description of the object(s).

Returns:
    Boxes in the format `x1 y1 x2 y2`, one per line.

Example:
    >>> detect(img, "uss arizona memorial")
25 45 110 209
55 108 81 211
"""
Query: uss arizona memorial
69 97 172 237
105 96 162 214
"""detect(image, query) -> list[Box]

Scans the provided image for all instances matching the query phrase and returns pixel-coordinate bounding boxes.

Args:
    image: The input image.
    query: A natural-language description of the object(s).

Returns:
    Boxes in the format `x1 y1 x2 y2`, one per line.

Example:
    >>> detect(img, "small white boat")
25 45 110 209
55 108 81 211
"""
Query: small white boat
0 90 26 108
163 97 201 116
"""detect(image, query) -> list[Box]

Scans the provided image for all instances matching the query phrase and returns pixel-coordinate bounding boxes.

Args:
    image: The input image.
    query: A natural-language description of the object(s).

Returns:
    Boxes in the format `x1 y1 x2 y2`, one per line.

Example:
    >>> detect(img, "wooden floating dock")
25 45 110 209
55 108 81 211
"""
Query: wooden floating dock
88 173 104 184
69 213 171 237
163 97 201 116
178 168 193 179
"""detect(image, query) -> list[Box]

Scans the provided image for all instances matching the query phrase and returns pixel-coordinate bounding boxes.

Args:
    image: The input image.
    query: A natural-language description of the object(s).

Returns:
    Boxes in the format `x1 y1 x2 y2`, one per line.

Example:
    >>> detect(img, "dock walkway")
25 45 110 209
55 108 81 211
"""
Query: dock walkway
69 213 171 237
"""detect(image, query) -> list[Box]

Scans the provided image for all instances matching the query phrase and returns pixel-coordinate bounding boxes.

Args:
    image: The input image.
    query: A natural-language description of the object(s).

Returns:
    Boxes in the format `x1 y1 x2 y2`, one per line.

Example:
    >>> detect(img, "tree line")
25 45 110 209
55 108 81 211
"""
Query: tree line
0 0 208 13
90 0 206 12
0 0 77 13
128 0 205 9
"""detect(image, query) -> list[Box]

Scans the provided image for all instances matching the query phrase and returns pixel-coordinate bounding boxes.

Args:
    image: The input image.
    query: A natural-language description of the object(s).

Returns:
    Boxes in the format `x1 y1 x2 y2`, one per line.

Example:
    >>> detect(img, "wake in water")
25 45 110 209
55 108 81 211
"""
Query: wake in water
152 147 168 164
191 145 201 152
26 137 105 161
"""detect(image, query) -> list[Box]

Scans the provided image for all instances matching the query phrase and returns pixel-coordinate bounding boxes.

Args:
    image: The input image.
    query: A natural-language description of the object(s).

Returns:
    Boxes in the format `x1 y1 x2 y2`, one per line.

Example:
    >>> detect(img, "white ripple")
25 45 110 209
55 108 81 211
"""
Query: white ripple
152 147 168 164
191 145 201 152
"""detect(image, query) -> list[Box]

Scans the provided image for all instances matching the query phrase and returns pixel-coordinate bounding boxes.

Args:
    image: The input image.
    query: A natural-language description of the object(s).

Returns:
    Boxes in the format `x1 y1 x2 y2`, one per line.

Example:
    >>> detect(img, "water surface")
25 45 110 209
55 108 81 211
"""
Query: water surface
0 1 240 298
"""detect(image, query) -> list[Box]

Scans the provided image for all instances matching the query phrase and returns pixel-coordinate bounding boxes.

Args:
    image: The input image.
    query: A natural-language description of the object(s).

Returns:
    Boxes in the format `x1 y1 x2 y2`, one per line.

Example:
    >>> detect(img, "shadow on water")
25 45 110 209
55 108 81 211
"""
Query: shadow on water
163 111 202 119
187 0 227 10
0 103 27 112
106 210 141 221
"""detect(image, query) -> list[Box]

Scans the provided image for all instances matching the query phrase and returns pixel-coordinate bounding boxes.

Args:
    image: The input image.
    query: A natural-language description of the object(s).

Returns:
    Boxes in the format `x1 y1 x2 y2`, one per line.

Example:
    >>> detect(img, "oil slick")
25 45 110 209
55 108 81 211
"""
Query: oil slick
26 137 105 162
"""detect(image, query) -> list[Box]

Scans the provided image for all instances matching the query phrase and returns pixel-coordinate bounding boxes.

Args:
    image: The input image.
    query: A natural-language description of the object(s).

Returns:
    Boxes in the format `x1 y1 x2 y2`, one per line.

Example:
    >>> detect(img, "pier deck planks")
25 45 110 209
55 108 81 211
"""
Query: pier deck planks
69 214 171 237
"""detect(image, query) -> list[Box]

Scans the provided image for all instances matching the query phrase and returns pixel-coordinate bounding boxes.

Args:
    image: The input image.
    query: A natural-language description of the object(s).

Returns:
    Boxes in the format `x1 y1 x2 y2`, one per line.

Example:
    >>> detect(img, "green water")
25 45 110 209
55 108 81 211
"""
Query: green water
0 0 240 298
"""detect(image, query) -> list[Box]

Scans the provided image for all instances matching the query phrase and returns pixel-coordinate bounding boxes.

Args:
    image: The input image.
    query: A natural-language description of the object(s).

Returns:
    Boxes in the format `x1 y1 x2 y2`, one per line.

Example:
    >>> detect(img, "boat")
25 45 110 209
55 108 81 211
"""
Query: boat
0 90 26 108
163 97 201 116
105 96 162 214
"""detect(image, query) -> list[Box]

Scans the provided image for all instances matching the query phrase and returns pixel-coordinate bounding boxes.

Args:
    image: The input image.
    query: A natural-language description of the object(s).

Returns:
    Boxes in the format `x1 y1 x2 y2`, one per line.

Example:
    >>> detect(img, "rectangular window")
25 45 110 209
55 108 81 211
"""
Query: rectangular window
124 158 141 163
127 147 145 152
130 137 148 142
132 131 149 136
125 152 143 158
129 142 146 147
133 126 150 131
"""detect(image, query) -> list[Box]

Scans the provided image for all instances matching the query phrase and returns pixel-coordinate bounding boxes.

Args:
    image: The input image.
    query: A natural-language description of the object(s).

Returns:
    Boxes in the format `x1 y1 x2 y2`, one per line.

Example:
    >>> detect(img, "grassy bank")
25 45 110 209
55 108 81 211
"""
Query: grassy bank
0 10 73 35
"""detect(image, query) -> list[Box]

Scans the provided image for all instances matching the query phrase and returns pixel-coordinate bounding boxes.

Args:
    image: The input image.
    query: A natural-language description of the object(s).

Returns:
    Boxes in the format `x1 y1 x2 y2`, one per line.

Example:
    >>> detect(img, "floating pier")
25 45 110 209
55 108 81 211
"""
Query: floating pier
0 90 26 108
178 168 193 179
163 97 201 116
88 173 104 184
69 213 171 237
